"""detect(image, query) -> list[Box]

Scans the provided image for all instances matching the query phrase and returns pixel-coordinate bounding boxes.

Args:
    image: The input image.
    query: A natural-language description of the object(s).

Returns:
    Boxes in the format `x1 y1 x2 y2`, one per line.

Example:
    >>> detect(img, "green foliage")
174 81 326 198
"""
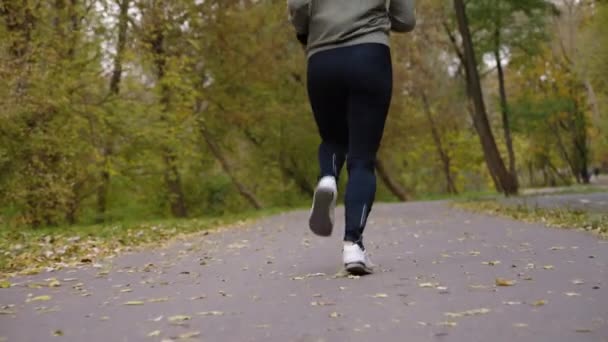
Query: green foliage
0 0 605 229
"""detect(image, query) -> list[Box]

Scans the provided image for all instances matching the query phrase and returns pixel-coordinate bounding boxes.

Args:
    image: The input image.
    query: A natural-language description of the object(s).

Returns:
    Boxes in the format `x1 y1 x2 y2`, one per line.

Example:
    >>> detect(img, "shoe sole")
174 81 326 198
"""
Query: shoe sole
308 188 334 237
345 262 373 276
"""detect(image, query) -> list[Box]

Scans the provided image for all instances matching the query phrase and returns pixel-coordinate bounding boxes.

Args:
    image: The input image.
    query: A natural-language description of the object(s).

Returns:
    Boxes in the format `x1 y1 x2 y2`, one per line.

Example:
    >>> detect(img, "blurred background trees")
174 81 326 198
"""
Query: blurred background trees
1 0 606 227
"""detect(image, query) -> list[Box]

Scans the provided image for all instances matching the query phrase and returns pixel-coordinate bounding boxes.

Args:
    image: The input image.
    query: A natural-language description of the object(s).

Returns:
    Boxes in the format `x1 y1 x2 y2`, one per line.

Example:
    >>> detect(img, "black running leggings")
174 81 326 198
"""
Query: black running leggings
307 43 392 246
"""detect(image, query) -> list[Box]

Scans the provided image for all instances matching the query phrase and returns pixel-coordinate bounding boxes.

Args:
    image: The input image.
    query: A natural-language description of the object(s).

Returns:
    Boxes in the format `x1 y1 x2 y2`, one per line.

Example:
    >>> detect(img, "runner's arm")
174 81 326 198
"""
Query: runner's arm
389 0 416 32
287 0 310 40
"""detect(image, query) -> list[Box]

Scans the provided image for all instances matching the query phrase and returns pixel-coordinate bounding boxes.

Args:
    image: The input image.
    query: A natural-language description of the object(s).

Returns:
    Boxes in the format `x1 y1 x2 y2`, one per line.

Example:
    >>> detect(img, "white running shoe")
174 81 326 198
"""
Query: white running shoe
308 176 337 237
343 242 374 275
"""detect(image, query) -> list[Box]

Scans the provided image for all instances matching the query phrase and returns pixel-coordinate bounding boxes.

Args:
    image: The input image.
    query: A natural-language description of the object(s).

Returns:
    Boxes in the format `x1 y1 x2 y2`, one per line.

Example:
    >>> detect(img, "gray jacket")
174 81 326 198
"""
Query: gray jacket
288 0 416 58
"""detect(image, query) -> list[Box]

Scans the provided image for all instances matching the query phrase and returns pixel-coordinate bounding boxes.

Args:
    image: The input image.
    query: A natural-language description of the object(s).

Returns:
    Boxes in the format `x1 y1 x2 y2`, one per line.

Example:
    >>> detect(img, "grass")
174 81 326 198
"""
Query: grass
0 207 286 279
454 200 608 239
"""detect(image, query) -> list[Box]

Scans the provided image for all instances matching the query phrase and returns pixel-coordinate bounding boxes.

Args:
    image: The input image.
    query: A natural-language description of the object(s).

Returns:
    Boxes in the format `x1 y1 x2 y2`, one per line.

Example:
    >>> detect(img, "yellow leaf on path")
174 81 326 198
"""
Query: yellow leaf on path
123 301 145 306
564 292 581 297
329 312 341 318
496 278 516 287
543 265 554 270
419 282 439 288
372 293 389 298
168 315 192 322
0 281 11 289
531 300 546 307
48 279 61 287
147 330 161 337
29 295 52 302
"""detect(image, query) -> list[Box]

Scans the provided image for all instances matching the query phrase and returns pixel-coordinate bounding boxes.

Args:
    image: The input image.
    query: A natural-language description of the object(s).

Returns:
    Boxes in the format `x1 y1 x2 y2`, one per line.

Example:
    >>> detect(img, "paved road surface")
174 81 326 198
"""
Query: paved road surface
1 202 607 342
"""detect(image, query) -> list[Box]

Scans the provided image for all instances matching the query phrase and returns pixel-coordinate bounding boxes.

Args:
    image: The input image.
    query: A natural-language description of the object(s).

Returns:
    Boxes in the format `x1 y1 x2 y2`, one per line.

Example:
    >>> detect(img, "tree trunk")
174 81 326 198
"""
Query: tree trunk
96 0 130 222
453 0 517 195
375 158 409 201
151 27 188 218
493 28 518 188
421 93 458 194
552 122 578 182
198 121 264 210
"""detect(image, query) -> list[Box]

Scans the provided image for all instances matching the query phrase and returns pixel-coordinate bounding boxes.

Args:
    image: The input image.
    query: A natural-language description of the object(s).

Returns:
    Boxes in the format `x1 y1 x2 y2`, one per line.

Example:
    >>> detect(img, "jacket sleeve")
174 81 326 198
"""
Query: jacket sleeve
389 0 416 33
287 0 311 35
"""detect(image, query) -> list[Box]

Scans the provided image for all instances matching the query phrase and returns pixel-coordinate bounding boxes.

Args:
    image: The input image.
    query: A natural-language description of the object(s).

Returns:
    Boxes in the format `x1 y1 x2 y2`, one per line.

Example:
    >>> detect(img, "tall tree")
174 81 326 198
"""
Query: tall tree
453 0 518 195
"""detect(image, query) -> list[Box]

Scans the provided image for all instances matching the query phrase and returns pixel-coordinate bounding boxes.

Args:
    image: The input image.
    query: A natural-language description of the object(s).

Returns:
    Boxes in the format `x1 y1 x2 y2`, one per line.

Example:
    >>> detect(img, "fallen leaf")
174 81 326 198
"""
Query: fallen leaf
503 301 522 305
571 279 585 285
123 301 144 306
482 261 501 266
444 308 491 318
311 301 335 307
575 328 592 333
329 312 341 318
48 279 61 288
419 282 439 288
564 292 581 297
53 330 63 336
531 300 546 307
148 297 169 303
495 278 516 287
29 295 52 302
0 310 15 315
513 323 528 328
0 281 11 289
178 331 201 339
168 315 192 322
119 289 132 293
543 265 554 270
372 293 389 298
469 251 481 256
147 330 161 337
437 321 457 327
197 311 223 316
